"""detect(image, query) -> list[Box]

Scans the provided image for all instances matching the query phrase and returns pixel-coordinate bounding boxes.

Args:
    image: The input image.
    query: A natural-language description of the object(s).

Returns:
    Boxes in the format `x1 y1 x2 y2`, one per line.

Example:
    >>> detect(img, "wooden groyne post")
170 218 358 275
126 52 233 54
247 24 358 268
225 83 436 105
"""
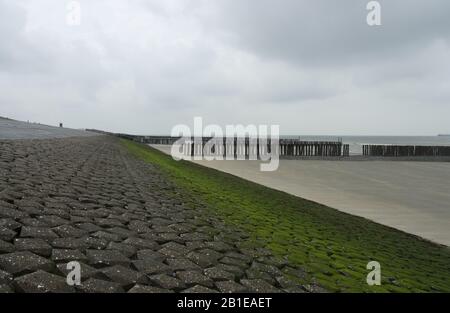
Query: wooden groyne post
362 145 450 157
87 130 351 158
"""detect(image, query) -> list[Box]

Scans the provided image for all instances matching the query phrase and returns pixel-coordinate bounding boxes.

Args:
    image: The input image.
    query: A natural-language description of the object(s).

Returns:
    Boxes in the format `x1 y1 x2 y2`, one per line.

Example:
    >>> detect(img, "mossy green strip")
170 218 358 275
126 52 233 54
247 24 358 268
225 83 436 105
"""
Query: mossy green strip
122 139 450 292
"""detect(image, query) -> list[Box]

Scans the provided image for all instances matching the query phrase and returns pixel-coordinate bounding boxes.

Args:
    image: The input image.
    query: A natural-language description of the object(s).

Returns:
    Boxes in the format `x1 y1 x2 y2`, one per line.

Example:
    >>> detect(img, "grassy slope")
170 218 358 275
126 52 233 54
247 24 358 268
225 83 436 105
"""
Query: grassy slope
123 139 450 292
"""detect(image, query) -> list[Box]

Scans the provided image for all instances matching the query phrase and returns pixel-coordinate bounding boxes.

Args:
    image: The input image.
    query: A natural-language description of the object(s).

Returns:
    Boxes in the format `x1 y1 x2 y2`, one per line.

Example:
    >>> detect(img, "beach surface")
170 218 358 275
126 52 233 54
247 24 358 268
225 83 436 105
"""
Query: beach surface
151 144 450 246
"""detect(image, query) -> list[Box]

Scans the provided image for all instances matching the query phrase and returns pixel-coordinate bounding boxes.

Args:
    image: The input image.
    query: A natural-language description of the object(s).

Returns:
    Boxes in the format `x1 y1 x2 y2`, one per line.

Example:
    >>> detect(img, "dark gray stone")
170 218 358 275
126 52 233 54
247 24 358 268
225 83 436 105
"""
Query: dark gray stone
0 218 21 230
245 268 276 284
240 279 282 293
14 270 75 293
187 251 218 268
0 239 14 253
216 264 244 278
77 278 124 293
52 225 88 237
56 262 101 281
204 241 233 252
250 261 283 276
83 236 109 250
123 237 159 250
0 269 13 284
166 258 200 271
0 207 27 219
0 251 54 275
107 242 137 258
76 222 102 233
176 270 215 288
182 285 218 293
215 281 247 293
51 249 88 263
204 267 235 281
128 284 171 293
0 284 13 293
301 284 328 293
132 259 171 274
158 242 190 258
136 249 166 262
20 226 58 240
101 265 147 287
51 237 86 250
0 227 16 241
276 276 302 289
148 274 186 290
86 249 130 267
220 256 249 268
128 220 151 233
107 227 136 239
14 238 52 257
38 215 70 227
91 231 122 242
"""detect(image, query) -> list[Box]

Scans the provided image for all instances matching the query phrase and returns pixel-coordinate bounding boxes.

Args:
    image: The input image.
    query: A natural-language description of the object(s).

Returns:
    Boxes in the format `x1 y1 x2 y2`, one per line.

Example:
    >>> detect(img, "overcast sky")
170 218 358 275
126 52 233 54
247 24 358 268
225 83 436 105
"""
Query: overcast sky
1 0 449 135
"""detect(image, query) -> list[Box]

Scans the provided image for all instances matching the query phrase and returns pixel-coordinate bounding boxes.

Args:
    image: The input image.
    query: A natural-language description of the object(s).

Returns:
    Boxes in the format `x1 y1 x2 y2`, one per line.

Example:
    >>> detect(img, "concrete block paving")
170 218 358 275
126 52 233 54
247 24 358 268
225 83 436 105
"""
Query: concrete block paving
0 136 313 293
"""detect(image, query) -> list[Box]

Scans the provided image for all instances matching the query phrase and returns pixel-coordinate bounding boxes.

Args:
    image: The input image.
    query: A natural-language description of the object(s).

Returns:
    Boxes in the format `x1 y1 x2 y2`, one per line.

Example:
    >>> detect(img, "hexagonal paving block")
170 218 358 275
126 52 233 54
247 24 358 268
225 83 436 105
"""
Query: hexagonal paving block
86 249 130 267
148 274 186 290
132 259 171 275
204 267 235 281
20 226 58 240
56 262 101 281
14 238 52 257
0 251 54 275
106 242 137 258
181 285 218 293
14 270 75 293
0 239 14 253
136 249 166 262
76 278 124 293
123 237 159 250
51 249 88 263
0 218 21 231
166 258 200 271
128 284 171 293
176 270 215 288
240 279 282 293
215 281 247 293
0 227 16 241
101 265 147 287
0 269 13 285
0 284 13 293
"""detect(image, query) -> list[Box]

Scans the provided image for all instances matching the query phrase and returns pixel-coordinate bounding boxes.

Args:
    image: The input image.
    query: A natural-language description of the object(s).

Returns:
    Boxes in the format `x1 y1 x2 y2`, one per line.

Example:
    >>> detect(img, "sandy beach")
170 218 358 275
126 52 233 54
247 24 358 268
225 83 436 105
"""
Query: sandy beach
152 144 450 246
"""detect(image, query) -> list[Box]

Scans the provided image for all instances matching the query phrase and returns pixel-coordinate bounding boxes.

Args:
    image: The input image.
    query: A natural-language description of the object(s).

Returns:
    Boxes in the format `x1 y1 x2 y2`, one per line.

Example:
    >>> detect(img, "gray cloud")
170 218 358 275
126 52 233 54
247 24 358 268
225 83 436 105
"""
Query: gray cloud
0 0 449 135
206 0 450 67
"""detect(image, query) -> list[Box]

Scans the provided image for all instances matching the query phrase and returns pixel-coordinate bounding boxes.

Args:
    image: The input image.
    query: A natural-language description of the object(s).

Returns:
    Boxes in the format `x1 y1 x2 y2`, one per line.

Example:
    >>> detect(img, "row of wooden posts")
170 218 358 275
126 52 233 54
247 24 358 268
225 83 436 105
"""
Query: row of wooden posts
87 131 450 158
362 145 450 157
123 136 350 158
178 139 349 158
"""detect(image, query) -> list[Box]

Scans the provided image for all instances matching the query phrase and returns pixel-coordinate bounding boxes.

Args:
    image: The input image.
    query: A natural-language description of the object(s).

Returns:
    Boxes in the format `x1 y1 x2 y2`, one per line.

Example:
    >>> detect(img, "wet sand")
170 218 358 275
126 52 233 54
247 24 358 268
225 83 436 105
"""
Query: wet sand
152 144 450 246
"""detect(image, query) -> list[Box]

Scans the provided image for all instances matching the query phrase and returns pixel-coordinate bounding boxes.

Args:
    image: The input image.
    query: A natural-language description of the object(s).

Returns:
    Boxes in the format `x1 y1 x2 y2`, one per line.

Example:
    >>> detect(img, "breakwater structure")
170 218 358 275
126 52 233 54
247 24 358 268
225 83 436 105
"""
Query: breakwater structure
174 138 348 159
87 130 350 158
362 145 450 157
